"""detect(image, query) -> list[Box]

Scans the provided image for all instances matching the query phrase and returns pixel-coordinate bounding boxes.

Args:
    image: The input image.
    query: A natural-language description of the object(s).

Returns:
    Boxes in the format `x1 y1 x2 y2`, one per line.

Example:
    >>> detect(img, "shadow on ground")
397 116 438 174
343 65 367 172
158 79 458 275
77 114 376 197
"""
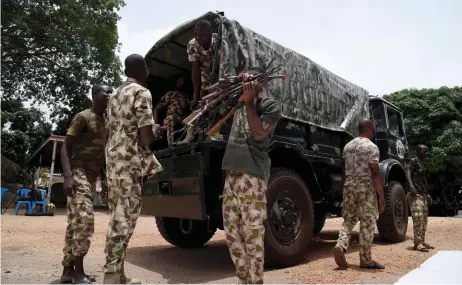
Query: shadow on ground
125 228 411 283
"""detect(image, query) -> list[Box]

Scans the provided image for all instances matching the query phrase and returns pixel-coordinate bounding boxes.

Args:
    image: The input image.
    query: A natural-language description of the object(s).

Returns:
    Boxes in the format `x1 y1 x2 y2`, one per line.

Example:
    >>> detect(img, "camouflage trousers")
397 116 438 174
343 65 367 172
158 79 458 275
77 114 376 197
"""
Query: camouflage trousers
62 168 95 267
336 178 379 265
164 114 185 146
222 171 267 284
103 176 142 282
408 193 428 246
176 125 200 145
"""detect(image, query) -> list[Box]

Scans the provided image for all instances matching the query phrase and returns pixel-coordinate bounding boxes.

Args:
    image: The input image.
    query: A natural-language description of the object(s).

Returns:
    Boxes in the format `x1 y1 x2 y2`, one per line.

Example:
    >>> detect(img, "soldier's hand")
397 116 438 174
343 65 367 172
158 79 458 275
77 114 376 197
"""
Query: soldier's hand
238 73 251 81
152 124 166 141
190 98 199 110
241 80 263 103
378 197 385 213
63 176 76 198
409 186 417 196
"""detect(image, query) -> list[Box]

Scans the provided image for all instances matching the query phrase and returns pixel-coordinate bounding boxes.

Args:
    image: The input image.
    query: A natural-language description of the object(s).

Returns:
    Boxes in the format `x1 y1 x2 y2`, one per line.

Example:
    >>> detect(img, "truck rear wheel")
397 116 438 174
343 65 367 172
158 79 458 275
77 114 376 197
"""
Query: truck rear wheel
377 181 409 242
264 168 314 268
313 211 327 234
155 217 216 248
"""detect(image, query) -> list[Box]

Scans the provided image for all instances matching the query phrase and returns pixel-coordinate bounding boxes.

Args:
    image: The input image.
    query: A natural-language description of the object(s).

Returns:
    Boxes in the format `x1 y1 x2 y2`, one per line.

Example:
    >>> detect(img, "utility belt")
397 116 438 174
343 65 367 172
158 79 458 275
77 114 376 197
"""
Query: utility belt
345 175 373 185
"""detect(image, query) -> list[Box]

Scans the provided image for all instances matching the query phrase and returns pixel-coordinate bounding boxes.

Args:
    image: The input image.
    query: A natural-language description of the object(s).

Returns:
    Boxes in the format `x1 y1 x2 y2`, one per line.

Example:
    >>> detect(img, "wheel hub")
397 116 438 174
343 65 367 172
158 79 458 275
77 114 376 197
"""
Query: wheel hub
270 192 302 244
395 199 404 231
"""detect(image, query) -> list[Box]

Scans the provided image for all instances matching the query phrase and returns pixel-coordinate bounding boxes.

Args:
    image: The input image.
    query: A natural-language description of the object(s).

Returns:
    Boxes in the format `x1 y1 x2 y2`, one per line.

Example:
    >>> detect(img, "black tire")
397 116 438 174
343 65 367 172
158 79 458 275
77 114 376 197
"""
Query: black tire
377 181 409 242
155 217 216 248
265 168 314 268
313 211 327 234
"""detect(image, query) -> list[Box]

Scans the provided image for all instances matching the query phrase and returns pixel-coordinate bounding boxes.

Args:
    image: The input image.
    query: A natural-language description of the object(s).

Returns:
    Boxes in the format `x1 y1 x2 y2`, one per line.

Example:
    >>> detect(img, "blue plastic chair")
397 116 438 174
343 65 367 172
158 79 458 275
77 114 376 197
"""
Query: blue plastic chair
1 188 8 212
31 189 47 213
14 189 33 215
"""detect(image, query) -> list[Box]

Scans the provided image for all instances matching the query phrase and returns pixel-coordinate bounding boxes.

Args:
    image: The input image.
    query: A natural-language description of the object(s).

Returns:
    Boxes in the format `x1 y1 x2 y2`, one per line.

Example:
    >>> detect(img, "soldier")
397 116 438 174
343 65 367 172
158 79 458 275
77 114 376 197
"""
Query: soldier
221 73 282 284
60 84 112 284
103 54 165 284
153 75 190 146
177 19 219 145
406 144 434 252
333 118 385 270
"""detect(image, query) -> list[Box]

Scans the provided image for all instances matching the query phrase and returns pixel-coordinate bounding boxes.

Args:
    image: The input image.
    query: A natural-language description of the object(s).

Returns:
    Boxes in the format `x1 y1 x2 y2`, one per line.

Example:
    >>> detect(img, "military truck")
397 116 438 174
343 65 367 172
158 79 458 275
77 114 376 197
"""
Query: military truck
142 11 410 267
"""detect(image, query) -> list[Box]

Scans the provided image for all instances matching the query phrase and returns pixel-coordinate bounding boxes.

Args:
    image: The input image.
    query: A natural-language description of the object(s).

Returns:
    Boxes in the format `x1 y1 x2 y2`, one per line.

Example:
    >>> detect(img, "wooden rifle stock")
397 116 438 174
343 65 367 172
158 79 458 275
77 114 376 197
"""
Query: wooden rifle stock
206 107 237 136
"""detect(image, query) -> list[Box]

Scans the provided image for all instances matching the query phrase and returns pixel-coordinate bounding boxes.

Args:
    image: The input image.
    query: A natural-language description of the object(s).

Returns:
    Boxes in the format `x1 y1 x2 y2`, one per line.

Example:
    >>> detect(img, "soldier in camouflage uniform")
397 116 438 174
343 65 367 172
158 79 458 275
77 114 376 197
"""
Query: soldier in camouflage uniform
103 54 164 284
153 75 190 146
333 119 386 270
60 84 112 284
406 144 434 252
221 75 281 284
177 19 219 145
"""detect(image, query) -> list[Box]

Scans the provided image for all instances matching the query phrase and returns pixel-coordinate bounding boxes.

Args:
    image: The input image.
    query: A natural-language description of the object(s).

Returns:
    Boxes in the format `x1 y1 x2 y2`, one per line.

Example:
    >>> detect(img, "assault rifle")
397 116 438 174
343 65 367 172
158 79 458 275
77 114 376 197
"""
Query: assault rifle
183 57 288 137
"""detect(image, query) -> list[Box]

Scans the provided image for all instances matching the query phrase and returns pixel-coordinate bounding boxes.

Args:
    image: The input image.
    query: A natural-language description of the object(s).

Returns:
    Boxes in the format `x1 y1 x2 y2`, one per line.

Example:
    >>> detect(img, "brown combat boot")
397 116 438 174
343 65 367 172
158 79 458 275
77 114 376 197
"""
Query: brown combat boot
103 272 121 284
120 262 141 284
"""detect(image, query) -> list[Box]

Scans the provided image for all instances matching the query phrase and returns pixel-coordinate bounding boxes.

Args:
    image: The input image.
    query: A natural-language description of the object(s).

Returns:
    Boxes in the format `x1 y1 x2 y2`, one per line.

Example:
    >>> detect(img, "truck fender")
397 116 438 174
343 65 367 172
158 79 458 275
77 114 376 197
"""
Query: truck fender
379 158 406 187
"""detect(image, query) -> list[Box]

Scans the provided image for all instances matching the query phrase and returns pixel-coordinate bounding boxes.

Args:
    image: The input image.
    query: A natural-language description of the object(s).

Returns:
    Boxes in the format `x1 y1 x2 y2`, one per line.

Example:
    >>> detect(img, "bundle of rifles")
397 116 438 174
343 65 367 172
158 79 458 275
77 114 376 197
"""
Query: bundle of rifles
182 57 288 137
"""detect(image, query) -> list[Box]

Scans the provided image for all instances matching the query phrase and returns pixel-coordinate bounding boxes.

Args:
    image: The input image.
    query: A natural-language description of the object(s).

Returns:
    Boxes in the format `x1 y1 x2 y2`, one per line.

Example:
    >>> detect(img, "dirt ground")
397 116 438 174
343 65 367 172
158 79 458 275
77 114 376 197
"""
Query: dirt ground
1 208 461 284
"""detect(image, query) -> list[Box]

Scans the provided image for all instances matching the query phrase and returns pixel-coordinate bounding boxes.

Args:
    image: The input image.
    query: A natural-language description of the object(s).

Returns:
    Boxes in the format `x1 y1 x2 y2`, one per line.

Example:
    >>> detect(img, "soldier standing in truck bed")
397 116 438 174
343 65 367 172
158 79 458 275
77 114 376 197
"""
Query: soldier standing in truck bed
60 84 112 284
333 118 385 270
221 72 282 284
153 75 191 146
177 19 219 145
103 54 164 284
406 144 435 252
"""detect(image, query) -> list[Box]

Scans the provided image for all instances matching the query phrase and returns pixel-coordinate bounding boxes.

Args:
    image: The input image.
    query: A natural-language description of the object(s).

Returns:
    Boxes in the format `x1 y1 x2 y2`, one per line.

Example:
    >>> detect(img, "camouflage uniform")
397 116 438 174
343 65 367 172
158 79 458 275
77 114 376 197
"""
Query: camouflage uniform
407 157 429 247
336 137 380 266
221 97 281 284
178 33 219 144
158 91 189 145
103 78 163 283
222 171 267 284
62 109 106 267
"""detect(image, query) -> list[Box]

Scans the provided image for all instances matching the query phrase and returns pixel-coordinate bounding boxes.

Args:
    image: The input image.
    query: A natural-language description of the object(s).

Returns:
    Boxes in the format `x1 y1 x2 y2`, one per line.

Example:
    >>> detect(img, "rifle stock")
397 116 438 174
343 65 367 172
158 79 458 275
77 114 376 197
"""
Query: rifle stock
206 107 236 136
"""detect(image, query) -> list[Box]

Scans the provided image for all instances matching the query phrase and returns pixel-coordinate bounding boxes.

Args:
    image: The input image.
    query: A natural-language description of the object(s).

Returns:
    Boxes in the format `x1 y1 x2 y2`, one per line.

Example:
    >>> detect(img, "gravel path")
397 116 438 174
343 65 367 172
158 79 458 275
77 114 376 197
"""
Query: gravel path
1 208 461 284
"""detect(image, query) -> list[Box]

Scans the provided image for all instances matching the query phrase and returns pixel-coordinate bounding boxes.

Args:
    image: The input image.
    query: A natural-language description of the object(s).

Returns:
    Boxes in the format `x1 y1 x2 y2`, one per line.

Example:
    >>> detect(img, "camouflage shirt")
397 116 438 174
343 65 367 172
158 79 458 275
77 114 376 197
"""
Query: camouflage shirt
343 137 380 181
187 33 219 96
159 91 190 119
222 96 282 182
67 109 106 178
407 157 428 194
106 78 163 180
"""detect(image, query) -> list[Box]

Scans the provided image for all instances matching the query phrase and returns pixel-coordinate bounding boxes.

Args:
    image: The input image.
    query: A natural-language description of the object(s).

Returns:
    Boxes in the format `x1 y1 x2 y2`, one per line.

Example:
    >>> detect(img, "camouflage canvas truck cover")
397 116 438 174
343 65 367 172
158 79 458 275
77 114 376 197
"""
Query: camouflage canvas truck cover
218 15 370 137
142 11 410 268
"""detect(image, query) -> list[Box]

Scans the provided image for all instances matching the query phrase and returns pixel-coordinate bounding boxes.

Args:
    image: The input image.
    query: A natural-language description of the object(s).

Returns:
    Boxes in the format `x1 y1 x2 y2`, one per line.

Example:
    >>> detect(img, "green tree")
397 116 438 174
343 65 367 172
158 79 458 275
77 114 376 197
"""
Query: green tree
1 98 52 165
1 0 124 126
384 86 462 176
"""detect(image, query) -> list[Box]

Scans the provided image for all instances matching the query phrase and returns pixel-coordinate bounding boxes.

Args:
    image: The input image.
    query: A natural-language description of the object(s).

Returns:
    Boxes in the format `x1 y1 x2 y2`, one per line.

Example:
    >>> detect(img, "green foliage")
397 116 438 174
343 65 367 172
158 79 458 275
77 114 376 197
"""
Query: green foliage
1 98 53 165
1 0 125 127
384 86 462 175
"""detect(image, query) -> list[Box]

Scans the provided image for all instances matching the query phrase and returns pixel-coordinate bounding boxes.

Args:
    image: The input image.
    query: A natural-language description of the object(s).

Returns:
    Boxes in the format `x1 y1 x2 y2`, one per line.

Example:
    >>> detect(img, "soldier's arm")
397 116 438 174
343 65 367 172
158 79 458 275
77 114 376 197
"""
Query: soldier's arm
246 98 282 142
135 89 159 146
153 92 170 123
368 146 384 201
61 113 86 178
187 41 202 102
405 159 416 189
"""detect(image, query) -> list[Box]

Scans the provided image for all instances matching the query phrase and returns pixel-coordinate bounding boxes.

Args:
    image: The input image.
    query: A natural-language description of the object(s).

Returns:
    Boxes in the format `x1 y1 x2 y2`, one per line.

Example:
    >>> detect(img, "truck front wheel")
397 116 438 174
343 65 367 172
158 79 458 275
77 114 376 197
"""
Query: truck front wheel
155 217 216 248
264 168 314 268
377 181 409 242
